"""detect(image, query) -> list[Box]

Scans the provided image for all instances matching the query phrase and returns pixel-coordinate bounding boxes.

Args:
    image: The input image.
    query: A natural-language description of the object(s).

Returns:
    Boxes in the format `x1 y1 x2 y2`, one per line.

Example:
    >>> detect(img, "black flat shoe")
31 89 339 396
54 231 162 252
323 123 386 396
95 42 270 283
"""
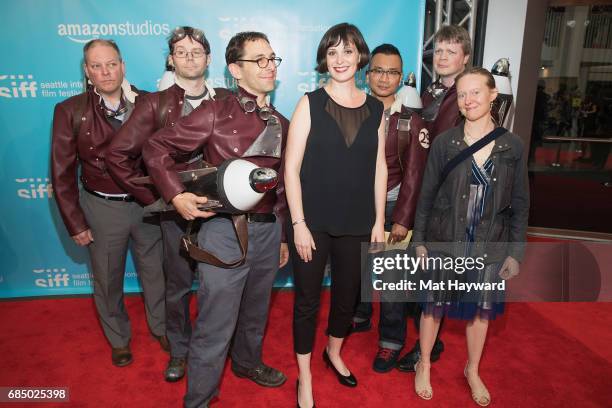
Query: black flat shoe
296 379 316 408
322 349 357 387
397 339 445 372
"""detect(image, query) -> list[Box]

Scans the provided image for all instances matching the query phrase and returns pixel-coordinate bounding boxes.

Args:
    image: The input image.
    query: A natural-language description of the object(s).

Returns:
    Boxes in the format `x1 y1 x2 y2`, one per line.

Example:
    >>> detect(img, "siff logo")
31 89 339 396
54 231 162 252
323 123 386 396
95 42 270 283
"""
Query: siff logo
16 178 53 199
33 268 70 288
0 74 38 98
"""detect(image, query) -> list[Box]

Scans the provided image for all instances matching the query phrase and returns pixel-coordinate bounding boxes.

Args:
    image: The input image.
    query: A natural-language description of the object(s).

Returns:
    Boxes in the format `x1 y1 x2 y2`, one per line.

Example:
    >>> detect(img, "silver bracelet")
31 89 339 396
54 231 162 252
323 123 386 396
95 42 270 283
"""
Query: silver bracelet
292 218 306 226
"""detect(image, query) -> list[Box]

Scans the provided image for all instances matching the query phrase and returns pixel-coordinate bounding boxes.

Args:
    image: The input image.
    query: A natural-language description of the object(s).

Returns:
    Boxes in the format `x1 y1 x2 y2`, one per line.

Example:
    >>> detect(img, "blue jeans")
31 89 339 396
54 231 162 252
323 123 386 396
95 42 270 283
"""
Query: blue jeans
354 200 415 350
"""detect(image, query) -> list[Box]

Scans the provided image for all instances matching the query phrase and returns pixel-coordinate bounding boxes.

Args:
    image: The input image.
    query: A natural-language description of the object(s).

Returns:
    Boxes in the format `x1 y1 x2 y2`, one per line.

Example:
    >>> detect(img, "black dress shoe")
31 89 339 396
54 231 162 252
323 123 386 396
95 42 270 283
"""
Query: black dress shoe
296 379 316 408
231 362 287 387
396 340 444 372
373 347 401 373
111 346 133 367
322 348 357 387
154 334 170 353
164 357 186 382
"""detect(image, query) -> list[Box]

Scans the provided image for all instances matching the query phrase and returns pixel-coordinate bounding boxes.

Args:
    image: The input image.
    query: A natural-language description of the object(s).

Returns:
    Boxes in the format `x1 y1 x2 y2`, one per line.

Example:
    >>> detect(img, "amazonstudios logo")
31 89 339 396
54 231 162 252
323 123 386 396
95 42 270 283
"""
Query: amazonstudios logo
57 20 170 43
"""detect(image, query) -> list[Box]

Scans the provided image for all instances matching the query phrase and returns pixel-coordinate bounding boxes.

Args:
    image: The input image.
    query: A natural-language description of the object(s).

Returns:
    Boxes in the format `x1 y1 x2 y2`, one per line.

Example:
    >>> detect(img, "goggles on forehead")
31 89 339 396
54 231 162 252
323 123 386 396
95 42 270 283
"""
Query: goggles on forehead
170 26 205 43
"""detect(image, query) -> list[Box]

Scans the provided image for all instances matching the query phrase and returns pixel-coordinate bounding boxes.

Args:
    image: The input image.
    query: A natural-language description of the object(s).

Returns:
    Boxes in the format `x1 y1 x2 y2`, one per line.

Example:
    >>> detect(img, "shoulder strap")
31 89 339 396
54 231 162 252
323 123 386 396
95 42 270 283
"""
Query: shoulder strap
157 90 170 129
396 110 412 173
181 215 248 268
438 127 507 187
71 92 89 138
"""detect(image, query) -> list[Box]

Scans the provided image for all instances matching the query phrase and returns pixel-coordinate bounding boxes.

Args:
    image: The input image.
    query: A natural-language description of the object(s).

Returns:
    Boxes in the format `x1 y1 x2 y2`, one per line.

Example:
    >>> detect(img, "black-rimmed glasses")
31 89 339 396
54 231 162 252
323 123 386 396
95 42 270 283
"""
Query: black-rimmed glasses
236 57 282 69
173 49 206 59
368 68 402 79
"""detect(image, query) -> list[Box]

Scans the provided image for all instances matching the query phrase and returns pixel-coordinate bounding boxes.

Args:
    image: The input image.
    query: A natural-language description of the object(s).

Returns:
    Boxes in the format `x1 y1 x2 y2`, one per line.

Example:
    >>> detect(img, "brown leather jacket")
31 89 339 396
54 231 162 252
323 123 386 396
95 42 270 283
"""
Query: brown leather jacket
51 87 144 236
386 107 430 229
422 83 463 140
142 87 289 217
106 84 232 205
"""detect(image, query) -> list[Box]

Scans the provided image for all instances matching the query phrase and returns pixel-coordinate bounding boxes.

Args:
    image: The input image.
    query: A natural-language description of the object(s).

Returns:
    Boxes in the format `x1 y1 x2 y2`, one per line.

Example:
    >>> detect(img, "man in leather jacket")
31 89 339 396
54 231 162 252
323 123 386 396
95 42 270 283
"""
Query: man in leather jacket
396 24 472 372
143 32 289 408
106 26 232 383
51 39 165 367
351 44 431 373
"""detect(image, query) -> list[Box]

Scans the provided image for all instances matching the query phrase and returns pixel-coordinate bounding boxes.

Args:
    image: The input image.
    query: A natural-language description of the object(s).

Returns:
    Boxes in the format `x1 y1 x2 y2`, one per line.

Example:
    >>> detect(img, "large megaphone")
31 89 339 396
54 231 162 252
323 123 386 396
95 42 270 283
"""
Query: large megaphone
134 158 278 214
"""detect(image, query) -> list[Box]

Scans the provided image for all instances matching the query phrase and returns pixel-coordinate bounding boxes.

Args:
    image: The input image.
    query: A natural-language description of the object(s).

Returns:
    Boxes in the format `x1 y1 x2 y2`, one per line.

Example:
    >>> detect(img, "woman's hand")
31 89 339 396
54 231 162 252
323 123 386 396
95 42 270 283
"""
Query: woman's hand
371 222 385 243
499 256 520 280
369 222 386 253
293 223 316 262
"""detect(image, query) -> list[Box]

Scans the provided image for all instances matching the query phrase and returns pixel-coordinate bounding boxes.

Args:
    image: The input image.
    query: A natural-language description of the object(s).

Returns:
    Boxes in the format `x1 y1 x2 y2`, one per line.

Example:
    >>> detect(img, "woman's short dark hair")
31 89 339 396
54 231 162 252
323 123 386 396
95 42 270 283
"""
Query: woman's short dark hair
225 32 270 65
455 67 496 90
315 23 370 74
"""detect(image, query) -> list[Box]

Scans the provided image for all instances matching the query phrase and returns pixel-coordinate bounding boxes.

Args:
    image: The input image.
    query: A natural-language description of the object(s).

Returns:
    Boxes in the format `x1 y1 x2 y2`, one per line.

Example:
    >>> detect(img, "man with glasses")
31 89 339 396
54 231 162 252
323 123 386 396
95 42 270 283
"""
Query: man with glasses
143 31 288 408
352 44 430 373
51 39 166 367
107 26 232 383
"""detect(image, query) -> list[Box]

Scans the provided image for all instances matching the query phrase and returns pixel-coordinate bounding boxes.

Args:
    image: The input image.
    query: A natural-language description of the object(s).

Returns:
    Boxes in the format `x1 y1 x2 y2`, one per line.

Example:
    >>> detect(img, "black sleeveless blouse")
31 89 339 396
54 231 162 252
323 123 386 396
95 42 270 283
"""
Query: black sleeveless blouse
300 87 383 236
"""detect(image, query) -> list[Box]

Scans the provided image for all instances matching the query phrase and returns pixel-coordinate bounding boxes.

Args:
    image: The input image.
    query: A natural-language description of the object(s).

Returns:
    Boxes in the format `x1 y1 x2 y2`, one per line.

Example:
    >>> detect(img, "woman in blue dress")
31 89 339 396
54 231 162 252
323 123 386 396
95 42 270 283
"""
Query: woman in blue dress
410 67 530 406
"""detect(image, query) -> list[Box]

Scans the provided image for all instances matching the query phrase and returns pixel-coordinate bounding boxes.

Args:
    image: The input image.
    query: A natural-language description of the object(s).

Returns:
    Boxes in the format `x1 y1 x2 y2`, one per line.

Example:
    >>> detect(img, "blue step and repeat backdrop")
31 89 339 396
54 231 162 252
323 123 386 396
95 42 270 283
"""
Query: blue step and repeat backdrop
0 0 425 298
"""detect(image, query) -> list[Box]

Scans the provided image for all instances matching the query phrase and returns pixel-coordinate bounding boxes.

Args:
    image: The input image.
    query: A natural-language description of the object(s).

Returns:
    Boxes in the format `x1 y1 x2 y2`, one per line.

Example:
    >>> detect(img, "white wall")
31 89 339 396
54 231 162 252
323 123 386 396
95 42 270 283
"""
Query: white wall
482 0 548 149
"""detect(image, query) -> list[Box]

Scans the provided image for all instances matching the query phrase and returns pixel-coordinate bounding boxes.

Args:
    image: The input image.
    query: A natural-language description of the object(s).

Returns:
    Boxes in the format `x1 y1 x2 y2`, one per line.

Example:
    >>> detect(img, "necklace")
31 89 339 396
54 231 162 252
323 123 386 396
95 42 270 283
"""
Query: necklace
464 119 495 144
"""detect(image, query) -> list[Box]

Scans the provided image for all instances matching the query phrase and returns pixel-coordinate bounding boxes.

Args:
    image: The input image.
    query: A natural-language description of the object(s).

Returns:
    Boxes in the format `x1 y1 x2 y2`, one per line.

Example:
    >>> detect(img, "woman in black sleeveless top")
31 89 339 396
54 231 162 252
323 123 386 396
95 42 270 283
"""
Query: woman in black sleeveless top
284 23 387 407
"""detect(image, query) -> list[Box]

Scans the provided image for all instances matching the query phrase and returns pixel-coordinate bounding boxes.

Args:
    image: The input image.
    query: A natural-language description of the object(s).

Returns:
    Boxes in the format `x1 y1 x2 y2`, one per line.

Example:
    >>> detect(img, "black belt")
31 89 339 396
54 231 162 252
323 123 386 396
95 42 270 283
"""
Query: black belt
84 186 135 202
222 213 276 223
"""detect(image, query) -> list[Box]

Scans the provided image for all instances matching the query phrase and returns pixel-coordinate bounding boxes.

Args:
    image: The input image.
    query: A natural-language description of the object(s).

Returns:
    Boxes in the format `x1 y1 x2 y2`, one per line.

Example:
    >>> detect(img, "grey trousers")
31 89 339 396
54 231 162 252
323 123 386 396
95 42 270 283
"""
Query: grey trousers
81 191 165 348
184 217 281 408
160 212 196 358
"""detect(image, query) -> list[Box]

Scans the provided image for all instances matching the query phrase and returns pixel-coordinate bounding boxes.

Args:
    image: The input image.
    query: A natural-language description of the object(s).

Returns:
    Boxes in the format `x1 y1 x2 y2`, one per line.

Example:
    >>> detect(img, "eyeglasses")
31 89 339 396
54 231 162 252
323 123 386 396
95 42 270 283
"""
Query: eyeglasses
368 68 402 78
236 57 282 69
173 49 206 59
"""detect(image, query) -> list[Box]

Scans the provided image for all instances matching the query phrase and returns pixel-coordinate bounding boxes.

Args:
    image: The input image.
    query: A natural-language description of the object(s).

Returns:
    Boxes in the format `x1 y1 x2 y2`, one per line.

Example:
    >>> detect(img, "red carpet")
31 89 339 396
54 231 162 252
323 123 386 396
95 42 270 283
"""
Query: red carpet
1 292 612 407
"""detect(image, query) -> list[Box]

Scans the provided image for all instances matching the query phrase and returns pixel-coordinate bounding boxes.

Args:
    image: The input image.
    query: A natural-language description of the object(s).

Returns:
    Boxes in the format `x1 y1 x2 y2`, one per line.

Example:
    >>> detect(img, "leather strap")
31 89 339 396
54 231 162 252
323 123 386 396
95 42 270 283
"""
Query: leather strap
181 214 248 268
438 127 507 188
157 89 170 129
396 111 412 174
72 92 89 138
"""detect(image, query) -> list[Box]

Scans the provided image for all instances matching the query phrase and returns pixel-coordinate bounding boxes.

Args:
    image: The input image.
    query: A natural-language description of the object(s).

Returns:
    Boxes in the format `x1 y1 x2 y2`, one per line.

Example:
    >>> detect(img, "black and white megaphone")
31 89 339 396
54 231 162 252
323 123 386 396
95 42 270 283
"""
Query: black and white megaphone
134 159 279 268
134 158 278 214
390 72 422 119
398 72 423 111
491 58 513 126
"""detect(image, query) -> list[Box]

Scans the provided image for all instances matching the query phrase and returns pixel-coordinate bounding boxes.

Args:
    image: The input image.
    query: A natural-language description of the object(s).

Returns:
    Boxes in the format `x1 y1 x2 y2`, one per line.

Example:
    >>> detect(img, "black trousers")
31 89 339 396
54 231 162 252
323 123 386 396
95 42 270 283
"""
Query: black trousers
290 229 368 354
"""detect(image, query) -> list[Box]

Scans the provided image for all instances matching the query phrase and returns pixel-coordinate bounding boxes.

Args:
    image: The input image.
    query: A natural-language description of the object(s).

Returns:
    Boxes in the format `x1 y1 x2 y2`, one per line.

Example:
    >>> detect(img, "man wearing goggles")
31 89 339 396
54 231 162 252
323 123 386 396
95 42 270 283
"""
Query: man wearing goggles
107 26 233 383
143 31 289 408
